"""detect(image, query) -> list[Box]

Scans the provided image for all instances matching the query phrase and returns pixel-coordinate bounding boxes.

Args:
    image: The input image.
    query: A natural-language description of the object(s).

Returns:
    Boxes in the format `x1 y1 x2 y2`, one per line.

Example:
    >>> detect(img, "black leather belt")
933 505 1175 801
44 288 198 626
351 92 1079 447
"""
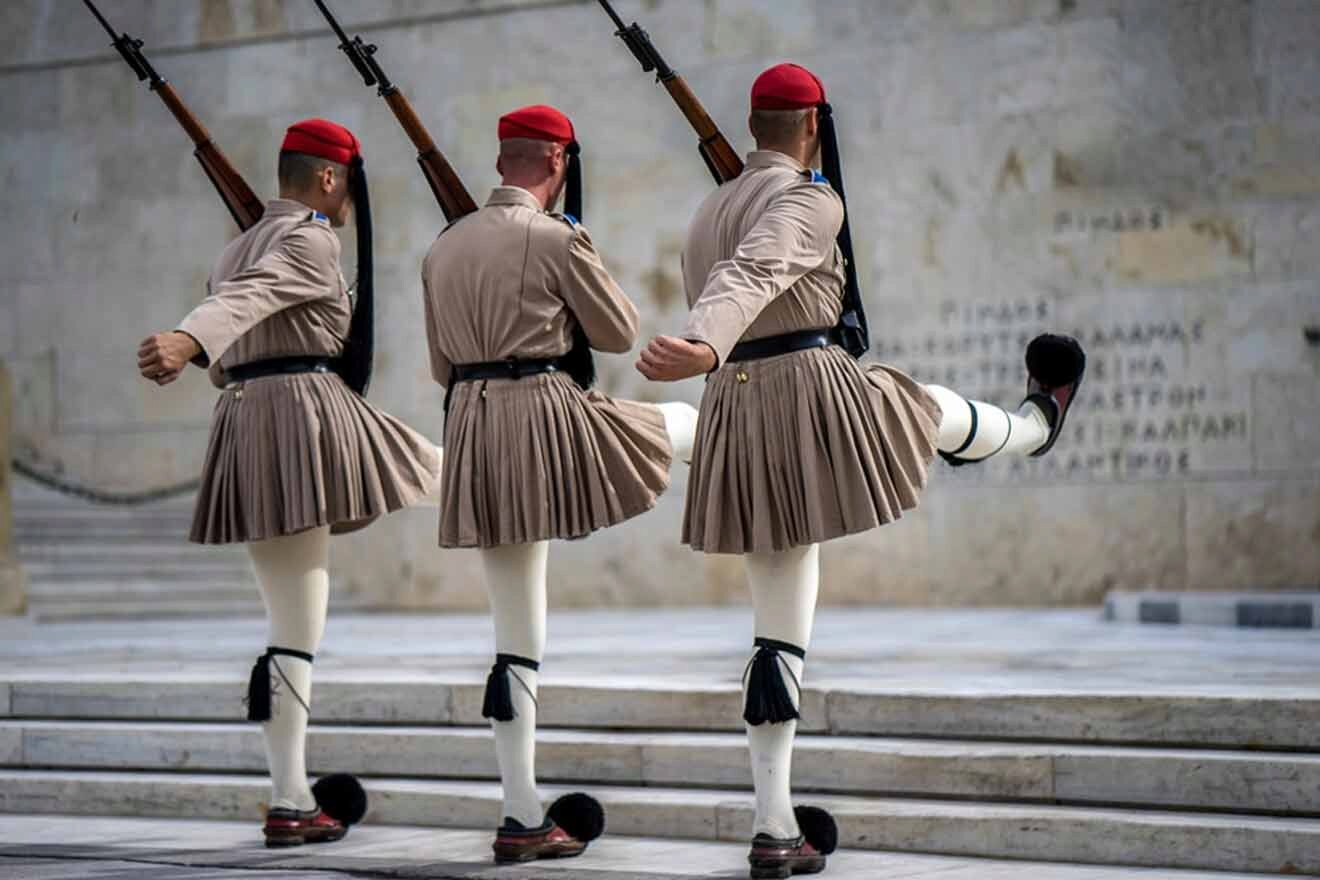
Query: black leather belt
450 357 565 383
727 328 840 363
226 356 332 382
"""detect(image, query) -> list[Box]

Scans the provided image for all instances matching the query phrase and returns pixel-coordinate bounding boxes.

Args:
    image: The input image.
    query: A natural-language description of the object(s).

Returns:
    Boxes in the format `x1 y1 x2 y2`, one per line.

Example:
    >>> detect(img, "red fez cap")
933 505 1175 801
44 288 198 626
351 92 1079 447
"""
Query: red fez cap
750 63 826 110
281 118 361 165
498 104 576 146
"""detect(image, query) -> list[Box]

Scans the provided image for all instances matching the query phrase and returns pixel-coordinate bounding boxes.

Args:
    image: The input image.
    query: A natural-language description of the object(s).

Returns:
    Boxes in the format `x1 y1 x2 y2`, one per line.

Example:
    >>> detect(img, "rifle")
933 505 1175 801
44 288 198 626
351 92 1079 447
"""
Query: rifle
598 0 742 184
312 0 477 221
84 0 263 231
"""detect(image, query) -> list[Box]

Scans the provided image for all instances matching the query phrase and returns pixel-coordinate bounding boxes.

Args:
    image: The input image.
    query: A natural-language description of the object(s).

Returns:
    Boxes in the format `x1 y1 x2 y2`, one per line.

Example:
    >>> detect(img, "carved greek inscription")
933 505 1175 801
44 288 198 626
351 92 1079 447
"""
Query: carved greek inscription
872 298 1248 482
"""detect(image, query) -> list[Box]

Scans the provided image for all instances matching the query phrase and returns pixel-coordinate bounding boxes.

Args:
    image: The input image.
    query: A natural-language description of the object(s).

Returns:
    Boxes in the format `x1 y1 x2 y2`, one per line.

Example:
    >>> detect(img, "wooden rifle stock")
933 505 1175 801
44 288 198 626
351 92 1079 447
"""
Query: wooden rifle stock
381 90 477 221
154 82 263 231
659 75 744 184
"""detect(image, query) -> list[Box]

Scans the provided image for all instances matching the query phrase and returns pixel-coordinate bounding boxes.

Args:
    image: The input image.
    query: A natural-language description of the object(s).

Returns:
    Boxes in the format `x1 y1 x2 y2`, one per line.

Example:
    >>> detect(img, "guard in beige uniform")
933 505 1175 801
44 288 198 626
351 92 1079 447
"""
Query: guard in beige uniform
422 105 698 863
138 119 440 847
639 65 1085 879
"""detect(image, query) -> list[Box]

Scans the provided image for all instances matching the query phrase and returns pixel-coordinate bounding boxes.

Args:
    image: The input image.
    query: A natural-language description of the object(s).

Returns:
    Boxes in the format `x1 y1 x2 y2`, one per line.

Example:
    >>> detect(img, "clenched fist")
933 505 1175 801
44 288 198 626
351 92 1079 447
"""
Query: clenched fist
635 335 717 382
138 331 201 386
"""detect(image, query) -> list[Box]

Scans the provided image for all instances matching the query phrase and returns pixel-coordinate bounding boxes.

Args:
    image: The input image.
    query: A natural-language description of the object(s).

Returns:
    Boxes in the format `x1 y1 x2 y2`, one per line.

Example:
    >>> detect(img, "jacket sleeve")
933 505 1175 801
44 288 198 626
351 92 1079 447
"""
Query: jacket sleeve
558 223 640 354
176 224 340 366
681 182 843 365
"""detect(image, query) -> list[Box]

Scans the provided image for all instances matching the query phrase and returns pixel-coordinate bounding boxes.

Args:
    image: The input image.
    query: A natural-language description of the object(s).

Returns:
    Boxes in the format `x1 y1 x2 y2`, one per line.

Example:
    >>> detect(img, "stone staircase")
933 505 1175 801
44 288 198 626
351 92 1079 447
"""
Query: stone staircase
11 482 252 620
1 675 1317 874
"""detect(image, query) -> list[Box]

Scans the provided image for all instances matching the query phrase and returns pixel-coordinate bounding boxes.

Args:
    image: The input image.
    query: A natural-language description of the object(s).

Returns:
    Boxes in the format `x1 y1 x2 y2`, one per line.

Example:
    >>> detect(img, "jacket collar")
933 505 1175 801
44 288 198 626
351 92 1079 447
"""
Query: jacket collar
486 185 546 212
264 198 319 217
744 150 810 174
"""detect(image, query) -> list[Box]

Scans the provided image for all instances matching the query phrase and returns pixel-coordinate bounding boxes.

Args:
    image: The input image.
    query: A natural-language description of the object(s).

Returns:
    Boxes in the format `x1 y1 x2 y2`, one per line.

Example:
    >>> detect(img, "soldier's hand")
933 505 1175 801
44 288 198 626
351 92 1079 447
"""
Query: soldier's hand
138 331 201 385
636 335 717 382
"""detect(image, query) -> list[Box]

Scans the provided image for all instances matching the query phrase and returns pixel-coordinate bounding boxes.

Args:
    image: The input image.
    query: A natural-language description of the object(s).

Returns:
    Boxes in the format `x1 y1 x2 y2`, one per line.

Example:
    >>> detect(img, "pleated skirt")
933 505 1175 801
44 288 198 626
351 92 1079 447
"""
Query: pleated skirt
190 371 441 544
682 344 943 554
439 371 672 548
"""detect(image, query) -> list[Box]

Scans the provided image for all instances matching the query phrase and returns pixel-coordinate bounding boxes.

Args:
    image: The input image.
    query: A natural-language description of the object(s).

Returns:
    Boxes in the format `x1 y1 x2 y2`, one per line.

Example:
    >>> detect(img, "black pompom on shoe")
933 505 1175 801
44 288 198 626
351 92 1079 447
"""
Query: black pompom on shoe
312 774 368 827
1023 333 1086 457
546 792 606 843
794 806 838 856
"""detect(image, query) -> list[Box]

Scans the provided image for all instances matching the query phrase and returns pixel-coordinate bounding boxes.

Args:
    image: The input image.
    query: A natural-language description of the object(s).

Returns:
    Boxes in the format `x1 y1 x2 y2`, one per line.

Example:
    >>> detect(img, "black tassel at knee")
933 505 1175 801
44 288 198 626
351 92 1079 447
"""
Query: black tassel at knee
246 652 272 722
481 653 540 723
245 646 314 722
743 637 806 726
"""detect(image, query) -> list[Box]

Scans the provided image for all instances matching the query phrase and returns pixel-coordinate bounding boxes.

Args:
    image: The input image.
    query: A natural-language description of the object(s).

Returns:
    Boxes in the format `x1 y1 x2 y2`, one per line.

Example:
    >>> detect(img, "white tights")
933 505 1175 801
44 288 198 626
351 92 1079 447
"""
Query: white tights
744 544 820 840
473 402 696 828
247 525 331 813
656 401 699 463
481 541 549 828
924 384 1049 460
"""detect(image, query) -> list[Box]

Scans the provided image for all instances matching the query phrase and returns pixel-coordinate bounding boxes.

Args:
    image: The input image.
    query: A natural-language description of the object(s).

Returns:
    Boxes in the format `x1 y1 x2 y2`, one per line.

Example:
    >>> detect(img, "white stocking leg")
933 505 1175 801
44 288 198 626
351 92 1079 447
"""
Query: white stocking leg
247 525 331 813
925 384 1049 460
744 543 820 840
480 541 549 828
656 401 699 464
424 443 445 503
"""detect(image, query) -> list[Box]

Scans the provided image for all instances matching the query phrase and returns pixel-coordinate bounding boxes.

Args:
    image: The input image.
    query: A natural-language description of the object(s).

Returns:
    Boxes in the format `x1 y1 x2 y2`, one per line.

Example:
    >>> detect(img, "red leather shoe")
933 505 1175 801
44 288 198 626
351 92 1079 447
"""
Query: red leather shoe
492 817 588 863
748 833 827 878
263 806 347 848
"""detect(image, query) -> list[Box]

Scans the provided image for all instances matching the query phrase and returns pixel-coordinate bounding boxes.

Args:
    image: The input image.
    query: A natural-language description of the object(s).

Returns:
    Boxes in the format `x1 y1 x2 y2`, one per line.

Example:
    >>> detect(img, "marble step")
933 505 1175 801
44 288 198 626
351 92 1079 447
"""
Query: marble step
4 675 1316 749
0 769 1315 874
3 719 1318 815
22 561 249 581
25 601 266 623
22 597 384 622
17 542 250 563
24 580 256 600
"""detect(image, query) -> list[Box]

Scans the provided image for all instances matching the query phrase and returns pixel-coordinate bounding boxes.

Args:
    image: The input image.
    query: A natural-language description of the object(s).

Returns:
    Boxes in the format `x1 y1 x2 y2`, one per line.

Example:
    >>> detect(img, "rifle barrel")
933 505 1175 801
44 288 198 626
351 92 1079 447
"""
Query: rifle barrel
596 0 628 32
313 0 354 47
82 0 118 40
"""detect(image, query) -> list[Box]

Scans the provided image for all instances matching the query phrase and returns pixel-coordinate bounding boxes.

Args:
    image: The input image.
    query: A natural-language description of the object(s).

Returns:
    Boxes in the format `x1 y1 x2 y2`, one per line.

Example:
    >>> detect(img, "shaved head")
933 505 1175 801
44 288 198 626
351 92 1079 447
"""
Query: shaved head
496 137 567 209
498 137 562 172
749 108 812 147
278 151 347 194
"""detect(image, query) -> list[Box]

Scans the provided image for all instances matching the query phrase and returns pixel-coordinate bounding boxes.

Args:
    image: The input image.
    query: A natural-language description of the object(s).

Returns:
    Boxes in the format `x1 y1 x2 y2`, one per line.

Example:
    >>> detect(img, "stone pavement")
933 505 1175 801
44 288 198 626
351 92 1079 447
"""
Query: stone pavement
3 605 1318 694
0 815 1301 880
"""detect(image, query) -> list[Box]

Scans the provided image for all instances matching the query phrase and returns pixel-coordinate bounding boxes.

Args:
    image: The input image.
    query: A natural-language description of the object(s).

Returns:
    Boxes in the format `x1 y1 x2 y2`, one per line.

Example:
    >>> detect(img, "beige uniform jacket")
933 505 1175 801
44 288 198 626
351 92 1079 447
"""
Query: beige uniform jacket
176 199 440 545
420 185 671 548
421 186 639 382
680 150 846 364
677 150 942 555
178 199 351 387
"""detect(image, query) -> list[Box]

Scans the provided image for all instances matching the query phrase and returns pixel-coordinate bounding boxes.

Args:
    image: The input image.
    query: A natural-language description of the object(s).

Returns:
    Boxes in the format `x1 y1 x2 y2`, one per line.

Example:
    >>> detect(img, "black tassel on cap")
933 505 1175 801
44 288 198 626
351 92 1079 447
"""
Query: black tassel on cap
563 140 582 222
556 139 597 392
481 653 540 722
742 637 806 726
335 155 374 396
245 646 314 722
816 103 869 360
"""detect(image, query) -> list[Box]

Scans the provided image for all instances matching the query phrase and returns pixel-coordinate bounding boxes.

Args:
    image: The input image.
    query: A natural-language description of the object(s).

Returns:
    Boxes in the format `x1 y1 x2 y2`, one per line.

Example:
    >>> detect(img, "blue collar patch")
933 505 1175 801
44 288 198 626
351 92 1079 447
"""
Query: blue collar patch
310 210 330 223
560 212 579 226
810 170 829 185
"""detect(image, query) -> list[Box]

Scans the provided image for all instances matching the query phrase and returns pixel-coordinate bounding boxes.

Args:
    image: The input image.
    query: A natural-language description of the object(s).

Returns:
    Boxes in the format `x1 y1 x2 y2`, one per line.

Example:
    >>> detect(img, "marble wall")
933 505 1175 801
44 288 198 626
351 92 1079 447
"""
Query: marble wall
2 0 1318 607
